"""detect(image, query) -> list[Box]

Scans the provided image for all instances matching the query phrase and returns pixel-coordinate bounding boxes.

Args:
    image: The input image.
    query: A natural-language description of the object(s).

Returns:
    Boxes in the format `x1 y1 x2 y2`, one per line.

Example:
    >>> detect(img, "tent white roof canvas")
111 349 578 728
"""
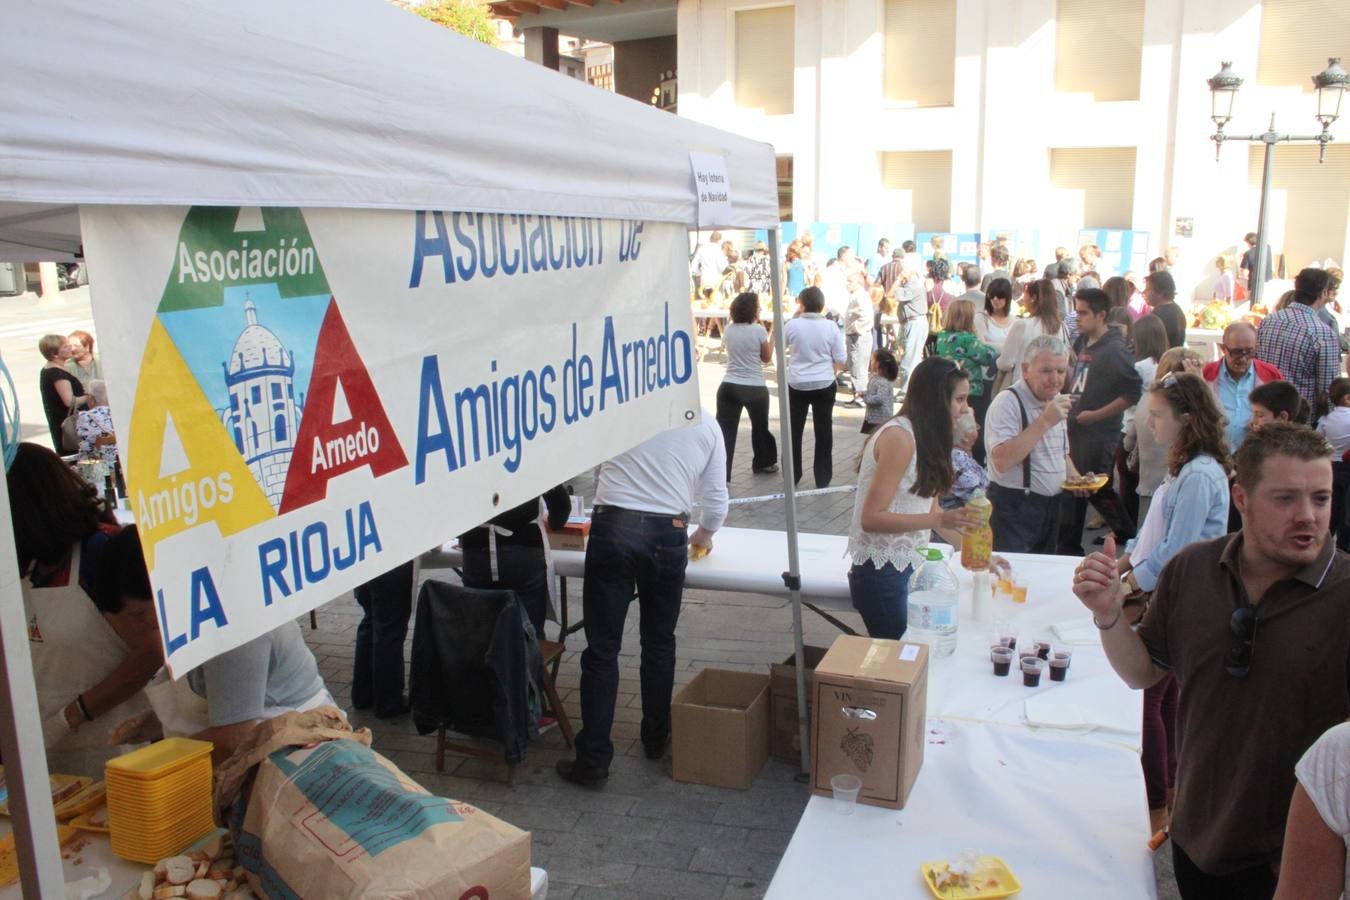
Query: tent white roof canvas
0 0 779 261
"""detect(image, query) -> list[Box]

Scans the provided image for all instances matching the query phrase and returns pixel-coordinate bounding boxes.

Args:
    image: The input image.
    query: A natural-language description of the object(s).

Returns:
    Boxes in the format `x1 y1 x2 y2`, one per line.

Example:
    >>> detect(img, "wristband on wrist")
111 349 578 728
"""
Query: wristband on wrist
76 693 93 722
1093 608 1123 631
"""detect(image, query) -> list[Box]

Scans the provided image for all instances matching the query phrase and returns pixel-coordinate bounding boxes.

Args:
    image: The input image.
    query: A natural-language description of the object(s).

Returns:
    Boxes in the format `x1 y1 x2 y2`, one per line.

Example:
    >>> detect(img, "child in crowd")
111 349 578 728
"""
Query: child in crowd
1249 380 1310 433
941 411 988 510
1317 377 1350 458
861 348 902 435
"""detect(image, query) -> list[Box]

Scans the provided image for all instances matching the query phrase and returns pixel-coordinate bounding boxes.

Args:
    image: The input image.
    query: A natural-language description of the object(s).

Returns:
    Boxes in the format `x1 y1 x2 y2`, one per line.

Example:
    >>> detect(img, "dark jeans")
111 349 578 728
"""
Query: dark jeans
1058 428 1136 555
1172 841 1277 900
462 542 549 640
989 484 1062 554
1142 672 1178 809
788 384 836 487
575 508 688 770
1117 445 1141 525
352 560 415 716
847 561 913 639
969 389 992 466
1333 461 1350 552
716 381 776 476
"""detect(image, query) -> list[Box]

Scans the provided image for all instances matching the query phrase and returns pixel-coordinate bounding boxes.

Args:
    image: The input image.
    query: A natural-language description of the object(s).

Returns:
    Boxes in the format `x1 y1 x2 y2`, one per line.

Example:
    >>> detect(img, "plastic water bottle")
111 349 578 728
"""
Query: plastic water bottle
906 547 959 657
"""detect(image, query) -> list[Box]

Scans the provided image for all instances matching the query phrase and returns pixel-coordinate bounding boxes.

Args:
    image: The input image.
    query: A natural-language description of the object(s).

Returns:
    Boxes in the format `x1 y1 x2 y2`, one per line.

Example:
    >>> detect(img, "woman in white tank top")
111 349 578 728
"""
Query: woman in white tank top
846 357 985 638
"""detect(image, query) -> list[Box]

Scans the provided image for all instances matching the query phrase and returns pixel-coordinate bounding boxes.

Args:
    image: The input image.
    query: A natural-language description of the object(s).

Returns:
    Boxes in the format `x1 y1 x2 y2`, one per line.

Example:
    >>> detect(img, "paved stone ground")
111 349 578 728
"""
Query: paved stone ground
313 349 1183 900
2 296 1178 898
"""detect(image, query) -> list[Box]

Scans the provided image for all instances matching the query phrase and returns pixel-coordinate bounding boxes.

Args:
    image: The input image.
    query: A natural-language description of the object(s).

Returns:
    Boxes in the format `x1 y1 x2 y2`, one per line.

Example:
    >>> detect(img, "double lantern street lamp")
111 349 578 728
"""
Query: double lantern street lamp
1207 57 1347 305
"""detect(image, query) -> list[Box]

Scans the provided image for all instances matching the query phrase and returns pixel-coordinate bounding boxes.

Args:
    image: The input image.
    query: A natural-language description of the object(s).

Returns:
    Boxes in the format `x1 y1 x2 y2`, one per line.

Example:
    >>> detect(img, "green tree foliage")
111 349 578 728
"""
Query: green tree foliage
414 0 499 48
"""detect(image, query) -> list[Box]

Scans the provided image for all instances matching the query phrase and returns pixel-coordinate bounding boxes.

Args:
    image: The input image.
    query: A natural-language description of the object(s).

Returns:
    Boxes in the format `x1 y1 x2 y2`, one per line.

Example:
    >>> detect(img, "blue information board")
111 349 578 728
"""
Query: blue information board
1078 229 1152 278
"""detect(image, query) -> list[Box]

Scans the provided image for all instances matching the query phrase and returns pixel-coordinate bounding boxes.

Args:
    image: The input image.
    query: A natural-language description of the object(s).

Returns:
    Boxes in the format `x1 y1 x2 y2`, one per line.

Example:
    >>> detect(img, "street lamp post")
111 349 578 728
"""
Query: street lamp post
1207 58 1347 306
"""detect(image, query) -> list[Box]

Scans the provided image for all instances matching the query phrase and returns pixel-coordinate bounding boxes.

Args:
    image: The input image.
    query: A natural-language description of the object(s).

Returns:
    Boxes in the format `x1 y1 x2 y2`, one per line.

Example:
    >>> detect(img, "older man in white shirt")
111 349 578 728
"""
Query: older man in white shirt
557 414 729 786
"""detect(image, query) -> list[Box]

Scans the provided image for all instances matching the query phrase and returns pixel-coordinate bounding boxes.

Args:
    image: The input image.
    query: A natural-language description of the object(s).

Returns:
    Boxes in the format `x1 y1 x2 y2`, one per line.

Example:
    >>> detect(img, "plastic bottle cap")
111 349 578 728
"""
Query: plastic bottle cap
923 547 944 561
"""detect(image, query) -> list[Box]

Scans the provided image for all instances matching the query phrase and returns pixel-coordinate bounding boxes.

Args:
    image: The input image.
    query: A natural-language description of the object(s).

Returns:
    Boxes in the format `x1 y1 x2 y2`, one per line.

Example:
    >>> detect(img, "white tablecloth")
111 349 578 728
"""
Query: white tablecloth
765 719 1156 899
0 825 548 899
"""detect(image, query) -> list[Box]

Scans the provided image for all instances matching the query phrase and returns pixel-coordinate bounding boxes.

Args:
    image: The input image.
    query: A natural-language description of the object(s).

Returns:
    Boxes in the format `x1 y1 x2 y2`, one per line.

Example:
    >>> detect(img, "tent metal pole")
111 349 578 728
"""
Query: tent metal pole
0 472 67 895
765 229 810 777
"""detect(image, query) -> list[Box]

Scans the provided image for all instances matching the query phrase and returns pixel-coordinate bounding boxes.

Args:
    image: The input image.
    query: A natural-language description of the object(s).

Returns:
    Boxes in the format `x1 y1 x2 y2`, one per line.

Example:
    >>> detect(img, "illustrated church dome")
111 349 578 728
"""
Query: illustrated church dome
228 300 291 375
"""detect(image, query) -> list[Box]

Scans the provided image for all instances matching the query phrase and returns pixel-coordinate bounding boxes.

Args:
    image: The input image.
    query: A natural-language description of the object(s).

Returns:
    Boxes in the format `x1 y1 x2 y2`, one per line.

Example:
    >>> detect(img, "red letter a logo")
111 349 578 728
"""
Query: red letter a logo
279 300 408 514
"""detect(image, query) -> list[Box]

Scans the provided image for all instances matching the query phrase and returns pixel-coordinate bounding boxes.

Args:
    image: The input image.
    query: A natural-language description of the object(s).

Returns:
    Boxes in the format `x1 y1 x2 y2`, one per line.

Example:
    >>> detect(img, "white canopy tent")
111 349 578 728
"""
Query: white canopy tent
0 1 812 894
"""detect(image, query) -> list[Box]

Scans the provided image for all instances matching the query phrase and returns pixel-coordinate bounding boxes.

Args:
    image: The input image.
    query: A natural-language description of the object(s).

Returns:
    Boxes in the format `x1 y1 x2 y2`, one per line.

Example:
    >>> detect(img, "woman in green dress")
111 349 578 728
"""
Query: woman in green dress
936 298 998 464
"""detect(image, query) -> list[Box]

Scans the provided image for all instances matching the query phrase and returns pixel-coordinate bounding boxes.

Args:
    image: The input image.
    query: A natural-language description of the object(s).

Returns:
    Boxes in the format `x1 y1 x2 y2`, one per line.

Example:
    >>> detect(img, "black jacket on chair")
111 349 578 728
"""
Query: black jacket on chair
409 580 543 765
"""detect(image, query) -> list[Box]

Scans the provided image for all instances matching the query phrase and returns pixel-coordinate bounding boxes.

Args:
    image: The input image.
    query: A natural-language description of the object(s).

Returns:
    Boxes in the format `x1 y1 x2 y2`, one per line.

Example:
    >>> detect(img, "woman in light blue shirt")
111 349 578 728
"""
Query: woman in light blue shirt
1117 371 1232 831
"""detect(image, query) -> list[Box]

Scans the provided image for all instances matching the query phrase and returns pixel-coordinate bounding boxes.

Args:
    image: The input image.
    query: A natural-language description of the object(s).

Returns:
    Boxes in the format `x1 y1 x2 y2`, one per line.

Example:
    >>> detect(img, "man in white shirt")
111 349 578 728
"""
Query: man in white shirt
869 238 891 278
821 247 852 322
984 335 1075 553
557 415 729 786
690 231 728 294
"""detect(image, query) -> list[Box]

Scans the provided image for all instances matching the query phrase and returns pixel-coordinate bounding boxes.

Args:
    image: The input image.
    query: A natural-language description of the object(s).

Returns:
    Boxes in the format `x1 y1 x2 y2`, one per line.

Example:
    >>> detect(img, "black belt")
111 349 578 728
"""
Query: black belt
593 504 690 526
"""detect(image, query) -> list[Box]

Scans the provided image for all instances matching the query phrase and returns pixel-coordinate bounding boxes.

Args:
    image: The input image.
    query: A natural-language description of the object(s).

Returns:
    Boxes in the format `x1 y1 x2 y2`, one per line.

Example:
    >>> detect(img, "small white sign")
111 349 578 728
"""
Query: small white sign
898 643 920 662
689 152 732 228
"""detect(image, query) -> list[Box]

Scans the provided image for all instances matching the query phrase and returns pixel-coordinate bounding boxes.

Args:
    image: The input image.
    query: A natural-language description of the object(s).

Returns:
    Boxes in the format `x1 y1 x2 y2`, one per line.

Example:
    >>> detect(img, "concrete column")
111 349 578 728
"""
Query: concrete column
791 0 823 222
37 262 61 301
523 26 560 70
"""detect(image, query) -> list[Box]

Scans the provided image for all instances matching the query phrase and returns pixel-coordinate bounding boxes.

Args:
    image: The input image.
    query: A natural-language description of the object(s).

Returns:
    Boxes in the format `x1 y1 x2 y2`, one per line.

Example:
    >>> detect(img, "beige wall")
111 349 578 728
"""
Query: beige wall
677 0 1350 299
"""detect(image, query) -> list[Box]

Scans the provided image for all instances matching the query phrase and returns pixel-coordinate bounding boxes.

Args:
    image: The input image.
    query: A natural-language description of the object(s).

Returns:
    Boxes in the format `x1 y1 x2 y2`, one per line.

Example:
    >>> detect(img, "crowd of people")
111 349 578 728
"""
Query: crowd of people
8 229 1349 898
696 229 1350 898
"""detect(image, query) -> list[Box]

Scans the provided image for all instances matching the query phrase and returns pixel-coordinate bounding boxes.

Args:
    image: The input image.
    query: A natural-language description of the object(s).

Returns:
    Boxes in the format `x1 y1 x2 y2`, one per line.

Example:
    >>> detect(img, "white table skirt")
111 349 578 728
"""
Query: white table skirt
765 719 1156 899
426 528 1142 750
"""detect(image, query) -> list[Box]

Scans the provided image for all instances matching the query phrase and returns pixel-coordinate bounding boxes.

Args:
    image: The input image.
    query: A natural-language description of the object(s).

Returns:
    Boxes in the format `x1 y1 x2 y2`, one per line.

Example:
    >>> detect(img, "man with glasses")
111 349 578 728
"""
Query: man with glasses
1202 322 1285 452
1073 424 1350 900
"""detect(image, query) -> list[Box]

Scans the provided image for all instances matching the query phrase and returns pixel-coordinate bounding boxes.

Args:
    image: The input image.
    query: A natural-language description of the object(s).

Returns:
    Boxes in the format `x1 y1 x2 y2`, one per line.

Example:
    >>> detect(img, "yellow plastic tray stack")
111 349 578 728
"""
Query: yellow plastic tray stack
105 738 214 864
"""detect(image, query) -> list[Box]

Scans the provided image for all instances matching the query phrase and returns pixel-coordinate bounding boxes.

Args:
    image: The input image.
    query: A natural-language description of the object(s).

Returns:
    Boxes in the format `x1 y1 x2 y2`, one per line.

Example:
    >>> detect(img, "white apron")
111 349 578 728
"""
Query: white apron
24 541 154 777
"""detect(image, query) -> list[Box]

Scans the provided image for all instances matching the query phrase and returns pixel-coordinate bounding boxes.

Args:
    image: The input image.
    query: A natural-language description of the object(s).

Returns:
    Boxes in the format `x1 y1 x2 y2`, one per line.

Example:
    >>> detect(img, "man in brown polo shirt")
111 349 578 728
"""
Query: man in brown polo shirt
1073 423 1350 900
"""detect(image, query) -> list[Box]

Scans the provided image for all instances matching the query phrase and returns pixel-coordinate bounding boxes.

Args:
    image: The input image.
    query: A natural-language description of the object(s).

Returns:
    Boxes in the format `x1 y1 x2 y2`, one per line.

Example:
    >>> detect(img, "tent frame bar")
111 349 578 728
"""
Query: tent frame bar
765 230 811 776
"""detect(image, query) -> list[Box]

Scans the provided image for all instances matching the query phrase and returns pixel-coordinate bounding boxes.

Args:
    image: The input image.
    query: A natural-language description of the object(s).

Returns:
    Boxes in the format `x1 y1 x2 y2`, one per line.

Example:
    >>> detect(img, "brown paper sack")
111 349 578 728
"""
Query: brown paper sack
214 708 531 899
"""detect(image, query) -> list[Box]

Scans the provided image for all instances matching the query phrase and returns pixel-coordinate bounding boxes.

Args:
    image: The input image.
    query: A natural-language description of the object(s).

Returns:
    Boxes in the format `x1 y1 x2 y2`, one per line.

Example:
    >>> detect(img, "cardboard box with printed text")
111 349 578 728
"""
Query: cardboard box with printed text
810 635 928 809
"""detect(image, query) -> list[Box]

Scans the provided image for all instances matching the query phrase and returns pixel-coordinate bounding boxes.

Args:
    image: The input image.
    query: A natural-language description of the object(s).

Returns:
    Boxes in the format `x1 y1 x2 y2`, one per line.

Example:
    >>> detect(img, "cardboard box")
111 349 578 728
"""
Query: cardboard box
769 645 829 762
547 519 590 551
672 669 770 790
810 635 928 810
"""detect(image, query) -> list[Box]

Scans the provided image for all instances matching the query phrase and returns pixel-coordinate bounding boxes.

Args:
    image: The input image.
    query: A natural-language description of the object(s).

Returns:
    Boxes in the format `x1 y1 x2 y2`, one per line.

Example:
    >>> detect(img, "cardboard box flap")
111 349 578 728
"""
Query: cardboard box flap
675 669 768 712
816 636 927 686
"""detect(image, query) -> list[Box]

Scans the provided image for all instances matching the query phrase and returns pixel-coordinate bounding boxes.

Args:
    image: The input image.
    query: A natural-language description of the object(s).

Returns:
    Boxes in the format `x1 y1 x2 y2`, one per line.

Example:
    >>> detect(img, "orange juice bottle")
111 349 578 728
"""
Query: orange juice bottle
960 489 993 571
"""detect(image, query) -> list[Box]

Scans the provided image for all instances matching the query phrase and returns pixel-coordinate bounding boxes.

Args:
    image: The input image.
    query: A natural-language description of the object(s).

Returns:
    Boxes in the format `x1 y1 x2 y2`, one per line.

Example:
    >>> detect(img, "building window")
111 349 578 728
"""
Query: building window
233 426 243 453
1055 0 1143 101
588 63 613 92
230 394 239 411
1247 143 1350 276
1049 147 1137 233
883 0 955 108
777 156 794 222
251 385 261 405
271 383 282 400
250 421 259 451
1257 0 1350 89
734 6 794 116
274 415 287 443
880 151 953 232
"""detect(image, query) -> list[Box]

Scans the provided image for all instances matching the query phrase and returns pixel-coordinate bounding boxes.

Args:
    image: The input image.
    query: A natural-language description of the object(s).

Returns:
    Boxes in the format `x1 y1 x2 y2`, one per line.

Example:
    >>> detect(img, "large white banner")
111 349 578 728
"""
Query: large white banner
80 206 701 675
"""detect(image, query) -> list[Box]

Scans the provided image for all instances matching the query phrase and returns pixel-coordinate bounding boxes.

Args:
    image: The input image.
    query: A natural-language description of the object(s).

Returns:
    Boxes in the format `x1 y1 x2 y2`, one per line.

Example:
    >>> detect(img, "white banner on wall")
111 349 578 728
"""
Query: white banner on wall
80 206 701 675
